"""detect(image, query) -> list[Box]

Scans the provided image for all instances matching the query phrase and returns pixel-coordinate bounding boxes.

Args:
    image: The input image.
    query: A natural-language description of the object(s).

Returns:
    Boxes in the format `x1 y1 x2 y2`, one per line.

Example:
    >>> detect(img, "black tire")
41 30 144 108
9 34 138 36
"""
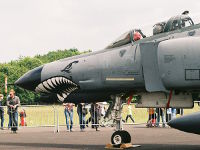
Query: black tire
111 131 123 145
111 130 131 145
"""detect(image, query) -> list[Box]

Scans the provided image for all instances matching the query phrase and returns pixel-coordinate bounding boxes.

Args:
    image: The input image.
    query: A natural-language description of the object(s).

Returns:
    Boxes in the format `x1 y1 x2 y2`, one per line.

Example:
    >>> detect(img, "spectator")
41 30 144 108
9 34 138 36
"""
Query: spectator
166 108 172 122
7 93 11 128
99 104 106 127
7 89 20 133
180 108 184 116
19 109 27 126
0 94 4 130
77 103 87 131
63 103 74 132
86 103 101 131
147 108 156 127
156 108 166 127
177 108 183 116
125 103 135 123
7 89 15 129
93 103 101 131
171 108 176 120
86 103 94 127
100 105 106 118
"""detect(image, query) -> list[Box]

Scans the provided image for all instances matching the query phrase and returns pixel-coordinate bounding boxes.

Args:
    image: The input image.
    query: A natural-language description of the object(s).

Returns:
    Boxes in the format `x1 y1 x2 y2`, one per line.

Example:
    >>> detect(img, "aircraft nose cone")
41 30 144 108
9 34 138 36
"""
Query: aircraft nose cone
168 112 200 134
167 118 181 129
15 66 43 91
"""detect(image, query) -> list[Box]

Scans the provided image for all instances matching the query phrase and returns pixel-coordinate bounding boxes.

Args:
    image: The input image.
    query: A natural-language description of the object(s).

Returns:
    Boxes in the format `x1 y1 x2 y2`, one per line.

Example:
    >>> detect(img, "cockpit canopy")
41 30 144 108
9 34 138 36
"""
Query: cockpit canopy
163 14 194 32
106 29 146 49
106 11 195 49
153 12 194 35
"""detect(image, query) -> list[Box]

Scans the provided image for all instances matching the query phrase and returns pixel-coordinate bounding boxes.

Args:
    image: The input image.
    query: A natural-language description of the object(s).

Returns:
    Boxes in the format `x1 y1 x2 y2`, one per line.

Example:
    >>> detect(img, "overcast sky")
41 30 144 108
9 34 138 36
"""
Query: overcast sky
0 0 200 62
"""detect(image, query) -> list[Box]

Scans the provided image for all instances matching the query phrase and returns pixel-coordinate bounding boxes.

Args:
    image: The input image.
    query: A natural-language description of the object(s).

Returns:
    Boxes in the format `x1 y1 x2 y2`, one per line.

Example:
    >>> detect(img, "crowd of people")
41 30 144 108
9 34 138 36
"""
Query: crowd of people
147 107 183 128
63 102 106 132
62 101 183 132
0 90 184 133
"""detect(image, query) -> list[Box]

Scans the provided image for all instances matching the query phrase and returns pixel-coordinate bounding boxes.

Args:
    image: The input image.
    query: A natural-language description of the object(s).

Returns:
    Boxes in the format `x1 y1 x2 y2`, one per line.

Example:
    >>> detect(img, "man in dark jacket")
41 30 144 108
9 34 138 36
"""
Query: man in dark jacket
77 103 87 131
7 89 20 133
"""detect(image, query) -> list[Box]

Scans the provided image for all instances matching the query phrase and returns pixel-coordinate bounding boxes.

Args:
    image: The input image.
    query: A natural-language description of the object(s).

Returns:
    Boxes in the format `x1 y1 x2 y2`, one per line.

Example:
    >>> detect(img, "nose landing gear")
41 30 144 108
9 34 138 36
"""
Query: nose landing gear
105 95 138 149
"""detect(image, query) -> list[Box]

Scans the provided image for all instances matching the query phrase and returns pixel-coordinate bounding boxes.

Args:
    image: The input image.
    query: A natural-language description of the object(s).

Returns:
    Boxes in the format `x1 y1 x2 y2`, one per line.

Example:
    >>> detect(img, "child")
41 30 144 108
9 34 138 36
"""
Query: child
147 108 156 127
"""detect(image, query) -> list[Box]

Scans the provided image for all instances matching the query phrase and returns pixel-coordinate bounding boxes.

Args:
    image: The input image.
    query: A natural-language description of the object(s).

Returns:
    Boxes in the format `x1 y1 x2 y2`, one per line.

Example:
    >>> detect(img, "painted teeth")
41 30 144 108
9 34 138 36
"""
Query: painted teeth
51 78 57 85
57 94 64 102
61 77 65 83
35 86 43 93
35 77 78 101
55 77 60 84
43 81 52 90
37 83 50 93
62 93 68 98
58 77 62 84
47 79 55 88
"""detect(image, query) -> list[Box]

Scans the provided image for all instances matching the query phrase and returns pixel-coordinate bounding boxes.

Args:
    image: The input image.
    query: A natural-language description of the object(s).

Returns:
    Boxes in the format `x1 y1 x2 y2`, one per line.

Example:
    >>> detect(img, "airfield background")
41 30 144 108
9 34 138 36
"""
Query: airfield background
0 104 200 128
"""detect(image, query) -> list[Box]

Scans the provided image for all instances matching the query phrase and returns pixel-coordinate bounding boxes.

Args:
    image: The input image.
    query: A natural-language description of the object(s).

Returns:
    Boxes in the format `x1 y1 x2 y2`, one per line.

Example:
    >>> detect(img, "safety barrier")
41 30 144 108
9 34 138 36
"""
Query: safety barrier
0 105 57 132
51 102 200 130
0 103 199 132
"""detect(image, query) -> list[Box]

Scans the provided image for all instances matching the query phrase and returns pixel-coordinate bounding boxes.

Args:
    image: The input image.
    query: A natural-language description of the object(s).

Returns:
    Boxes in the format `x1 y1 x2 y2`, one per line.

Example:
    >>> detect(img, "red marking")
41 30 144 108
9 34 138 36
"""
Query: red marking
166 90 173 108
127 93 133 105
134 32 141 41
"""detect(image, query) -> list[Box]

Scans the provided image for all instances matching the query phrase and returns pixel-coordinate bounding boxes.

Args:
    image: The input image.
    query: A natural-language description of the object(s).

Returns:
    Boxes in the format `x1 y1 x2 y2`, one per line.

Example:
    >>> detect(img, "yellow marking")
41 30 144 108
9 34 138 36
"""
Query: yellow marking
106 77 134 81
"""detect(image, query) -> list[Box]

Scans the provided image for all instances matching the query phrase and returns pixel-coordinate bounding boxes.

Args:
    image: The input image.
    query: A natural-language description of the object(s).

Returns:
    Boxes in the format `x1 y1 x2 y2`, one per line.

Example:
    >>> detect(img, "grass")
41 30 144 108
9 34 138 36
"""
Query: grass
1 103 199 127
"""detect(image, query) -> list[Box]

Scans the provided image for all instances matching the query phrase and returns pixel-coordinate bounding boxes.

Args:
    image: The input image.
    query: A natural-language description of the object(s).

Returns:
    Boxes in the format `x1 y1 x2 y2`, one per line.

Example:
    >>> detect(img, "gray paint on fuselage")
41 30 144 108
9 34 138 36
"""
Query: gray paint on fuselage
158 37 200 90
40 23 200 93
41 43 144 92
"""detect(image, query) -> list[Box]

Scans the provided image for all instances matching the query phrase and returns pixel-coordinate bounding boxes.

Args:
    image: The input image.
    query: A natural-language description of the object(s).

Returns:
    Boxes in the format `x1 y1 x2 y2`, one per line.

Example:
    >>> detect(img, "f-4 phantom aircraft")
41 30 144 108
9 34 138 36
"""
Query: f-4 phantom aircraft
15 11 200 145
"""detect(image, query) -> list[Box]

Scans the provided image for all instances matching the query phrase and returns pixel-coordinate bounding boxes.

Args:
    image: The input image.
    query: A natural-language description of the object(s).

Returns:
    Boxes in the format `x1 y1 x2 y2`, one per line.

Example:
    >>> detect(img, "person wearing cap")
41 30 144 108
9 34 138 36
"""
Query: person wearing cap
7 89 20 132
0 94 4 130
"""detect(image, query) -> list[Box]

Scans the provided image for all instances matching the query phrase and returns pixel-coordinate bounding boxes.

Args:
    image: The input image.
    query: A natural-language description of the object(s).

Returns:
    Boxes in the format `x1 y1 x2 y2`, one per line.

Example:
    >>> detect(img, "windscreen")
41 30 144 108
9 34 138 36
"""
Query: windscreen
106 31 131 49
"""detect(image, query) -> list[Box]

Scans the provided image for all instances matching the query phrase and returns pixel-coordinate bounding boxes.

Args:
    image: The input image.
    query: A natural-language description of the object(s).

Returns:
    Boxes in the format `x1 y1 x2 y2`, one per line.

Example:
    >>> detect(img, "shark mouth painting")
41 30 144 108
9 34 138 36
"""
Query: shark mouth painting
35 76 78 102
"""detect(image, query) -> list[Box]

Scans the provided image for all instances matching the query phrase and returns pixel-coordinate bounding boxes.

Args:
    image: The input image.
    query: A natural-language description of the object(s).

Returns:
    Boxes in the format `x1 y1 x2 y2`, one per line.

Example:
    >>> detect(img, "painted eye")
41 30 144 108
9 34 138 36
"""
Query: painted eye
61 61 79 73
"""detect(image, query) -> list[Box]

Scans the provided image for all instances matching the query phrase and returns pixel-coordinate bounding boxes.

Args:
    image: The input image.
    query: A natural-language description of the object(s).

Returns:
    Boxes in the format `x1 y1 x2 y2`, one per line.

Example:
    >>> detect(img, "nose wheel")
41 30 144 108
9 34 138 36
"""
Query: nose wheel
105 95 135 149
111 130 131 145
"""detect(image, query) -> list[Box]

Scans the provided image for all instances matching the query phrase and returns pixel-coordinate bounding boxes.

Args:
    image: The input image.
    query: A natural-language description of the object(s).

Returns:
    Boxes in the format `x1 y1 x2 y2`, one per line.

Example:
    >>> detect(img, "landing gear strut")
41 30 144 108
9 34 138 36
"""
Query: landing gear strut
105 95 132 148
111 95 131 145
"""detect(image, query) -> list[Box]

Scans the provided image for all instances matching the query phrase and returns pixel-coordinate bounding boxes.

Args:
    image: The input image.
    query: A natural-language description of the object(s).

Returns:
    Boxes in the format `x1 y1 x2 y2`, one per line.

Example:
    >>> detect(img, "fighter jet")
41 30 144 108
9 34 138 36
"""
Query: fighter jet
15 11 200 145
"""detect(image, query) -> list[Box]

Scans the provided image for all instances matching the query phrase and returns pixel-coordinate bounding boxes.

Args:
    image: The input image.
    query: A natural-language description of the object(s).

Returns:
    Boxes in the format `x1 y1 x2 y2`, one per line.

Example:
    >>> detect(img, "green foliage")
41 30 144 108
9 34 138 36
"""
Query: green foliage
0 48 90 105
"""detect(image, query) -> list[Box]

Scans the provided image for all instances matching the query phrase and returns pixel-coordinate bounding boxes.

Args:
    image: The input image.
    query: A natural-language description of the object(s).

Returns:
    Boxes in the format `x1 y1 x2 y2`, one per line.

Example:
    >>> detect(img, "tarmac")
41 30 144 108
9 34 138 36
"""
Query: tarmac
0 125 200 150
